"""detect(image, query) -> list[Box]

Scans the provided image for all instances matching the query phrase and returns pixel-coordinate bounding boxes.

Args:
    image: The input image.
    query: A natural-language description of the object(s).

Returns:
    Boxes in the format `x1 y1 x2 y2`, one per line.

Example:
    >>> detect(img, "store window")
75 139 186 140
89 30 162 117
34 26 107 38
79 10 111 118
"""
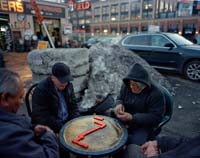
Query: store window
111 13 119 21
94 28 100 33
85 10 92 17
102 15 109 22
94 7 100 15
182 24 196 41
121 3 129 12
85 19 91 24
34 18 60 41
111 27 117 34
94 15 101 23
79 19 85 24
121 12 129 20
159 25 164 32
78 11 84 18
102 6 109 14
120 27 127 34
177 1 193 17
131 2 141 19
142 0 153 19
156 0 177 19
168 24 178 33
142 26 148 32
0 16 12 51
111 4 119 13
131 26 138 33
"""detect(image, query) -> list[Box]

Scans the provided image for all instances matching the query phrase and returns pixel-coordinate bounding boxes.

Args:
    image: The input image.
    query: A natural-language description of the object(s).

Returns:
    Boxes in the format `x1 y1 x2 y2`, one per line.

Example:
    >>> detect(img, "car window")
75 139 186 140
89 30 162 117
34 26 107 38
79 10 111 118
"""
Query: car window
87 38 97 44
99 37 113 43
111 36 122 44
151 35 171 47
124 35 150 46
166 33 193 46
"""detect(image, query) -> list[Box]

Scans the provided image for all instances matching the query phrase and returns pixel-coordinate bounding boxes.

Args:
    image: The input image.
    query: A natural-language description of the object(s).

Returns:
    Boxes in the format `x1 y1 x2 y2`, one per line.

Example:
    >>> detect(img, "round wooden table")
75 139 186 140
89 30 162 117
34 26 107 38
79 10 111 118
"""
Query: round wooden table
59 115 128 157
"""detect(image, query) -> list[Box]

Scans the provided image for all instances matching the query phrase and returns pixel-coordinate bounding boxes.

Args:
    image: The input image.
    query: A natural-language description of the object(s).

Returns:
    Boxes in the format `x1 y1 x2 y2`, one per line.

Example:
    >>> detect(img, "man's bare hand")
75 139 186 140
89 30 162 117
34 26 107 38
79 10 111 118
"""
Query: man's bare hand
140 141 158 157
116 111 133 122
114 104 125 115
34 125 54 136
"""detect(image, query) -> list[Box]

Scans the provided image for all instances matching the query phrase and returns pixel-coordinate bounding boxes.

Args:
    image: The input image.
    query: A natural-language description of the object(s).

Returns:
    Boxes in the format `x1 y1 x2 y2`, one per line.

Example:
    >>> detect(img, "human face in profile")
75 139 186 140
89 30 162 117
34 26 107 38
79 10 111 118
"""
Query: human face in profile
7 79 25 113
51 76 68 91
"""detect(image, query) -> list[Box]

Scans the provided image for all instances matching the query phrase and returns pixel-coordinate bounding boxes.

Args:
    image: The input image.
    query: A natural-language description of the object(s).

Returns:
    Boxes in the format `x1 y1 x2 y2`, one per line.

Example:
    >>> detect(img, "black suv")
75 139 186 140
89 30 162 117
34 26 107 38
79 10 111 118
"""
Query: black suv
120 32 200 81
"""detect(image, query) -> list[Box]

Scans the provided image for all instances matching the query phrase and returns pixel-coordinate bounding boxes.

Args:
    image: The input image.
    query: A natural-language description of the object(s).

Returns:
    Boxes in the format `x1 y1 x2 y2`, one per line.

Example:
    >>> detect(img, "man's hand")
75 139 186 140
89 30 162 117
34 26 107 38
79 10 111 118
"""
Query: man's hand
116 111 133 122
140 141 158 157
34 125 54 136
114 104 125 116
114 104 132 122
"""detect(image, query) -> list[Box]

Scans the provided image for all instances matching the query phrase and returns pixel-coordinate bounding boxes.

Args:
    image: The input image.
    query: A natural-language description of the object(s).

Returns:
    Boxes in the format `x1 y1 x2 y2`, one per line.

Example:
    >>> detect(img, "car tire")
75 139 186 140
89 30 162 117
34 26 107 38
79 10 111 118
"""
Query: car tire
184 60 200 81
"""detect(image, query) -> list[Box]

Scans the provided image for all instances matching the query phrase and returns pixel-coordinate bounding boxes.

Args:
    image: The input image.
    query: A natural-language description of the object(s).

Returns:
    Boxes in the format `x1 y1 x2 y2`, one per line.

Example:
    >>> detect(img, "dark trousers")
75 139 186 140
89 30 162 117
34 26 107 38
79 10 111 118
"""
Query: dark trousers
60 147 70 158
127 128 151 145
123 144 146 158
113 128 151 158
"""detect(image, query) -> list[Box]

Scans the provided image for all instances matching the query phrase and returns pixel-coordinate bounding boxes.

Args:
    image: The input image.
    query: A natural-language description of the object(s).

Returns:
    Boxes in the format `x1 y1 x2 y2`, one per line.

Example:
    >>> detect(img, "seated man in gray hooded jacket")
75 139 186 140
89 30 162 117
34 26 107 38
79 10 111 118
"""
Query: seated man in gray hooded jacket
113 63 165 145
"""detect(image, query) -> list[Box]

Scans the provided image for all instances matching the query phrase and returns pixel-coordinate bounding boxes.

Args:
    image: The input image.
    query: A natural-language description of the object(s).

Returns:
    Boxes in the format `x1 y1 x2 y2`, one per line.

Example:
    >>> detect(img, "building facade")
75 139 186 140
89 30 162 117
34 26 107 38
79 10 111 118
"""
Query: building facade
0 0 70 51
69 0 200 41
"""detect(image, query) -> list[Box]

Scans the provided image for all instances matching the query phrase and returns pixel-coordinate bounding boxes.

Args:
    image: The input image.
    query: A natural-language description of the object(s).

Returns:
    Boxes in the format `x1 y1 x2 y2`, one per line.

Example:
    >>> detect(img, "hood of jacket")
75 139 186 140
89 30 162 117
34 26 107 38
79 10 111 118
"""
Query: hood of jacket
0 107 31 129
123 63 151 87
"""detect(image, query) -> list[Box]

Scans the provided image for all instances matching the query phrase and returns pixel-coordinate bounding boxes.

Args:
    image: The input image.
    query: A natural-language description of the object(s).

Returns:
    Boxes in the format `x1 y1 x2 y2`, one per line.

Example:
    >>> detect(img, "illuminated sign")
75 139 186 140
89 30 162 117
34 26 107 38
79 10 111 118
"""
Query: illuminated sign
0 0 24 13
76 1 90 11
68 0 91 11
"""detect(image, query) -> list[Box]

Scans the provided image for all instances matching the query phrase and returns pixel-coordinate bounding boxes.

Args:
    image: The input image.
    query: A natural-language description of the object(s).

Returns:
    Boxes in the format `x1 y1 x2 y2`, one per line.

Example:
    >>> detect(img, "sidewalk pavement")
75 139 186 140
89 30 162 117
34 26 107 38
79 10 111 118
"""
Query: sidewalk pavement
4 52 32 88
4 52 32 115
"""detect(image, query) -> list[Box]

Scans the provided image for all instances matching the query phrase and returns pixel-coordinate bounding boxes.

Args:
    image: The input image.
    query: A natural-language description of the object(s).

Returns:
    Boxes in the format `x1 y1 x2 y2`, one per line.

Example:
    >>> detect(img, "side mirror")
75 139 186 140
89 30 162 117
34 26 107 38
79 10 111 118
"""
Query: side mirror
165 43 174 48
164 43 174 50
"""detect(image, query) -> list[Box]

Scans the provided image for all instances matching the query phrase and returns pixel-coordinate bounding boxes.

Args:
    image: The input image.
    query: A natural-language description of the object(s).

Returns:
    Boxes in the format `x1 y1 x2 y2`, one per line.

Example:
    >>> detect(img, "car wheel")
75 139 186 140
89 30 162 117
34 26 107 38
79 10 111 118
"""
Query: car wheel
184 60 200 81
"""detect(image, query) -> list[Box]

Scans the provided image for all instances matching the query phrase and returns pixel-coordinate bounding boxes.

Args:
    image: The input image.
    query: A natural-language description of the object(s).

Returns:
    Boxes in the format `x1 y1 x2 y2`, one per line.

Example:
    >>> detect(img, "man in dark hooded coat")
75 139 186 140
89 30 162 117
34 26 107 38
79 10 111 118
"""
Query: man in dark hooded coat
113 63 165 145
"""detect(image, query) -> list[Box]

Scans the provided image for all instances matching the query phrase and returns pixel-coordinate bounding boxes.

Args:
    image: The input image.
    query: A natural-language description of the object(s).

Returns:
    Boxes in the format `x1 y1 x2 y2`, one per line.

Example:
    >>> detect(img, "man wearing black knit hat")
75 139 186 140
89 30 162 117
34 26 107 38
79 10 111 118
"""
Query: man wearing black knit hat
32 62 80 133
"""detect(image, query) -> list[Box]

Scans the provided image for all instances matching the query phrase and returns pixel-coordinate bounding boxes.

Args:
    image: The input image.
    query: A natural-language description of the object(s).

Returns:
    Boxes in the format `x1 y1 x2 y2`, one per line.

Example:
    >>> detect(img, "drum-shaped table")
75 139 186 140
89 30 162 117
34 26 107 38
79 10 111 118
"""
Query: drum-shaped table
59 115 128 157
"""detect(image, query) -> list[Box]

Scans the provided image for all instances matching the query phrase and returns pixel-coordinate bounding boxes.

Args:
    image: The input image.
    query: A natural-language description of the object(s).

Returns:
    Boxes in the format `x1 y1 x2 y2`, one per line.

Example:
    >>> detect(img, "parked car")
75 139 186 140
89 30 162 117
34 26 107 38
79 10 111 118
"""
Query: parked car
81 37 99 48
120 32 200 81
98 36 122 45
82 36 122 48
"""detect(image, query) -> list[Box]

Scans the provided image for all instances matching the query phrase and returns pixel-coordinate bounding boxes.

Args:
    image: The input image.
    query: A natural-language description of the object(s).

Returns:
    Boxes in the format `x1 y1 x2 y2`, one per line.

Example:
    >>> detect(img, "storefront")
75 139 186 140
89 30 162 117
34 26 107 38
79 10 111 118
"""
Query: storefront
0 0 69 51
0 15 11 51
23 2 66 47
0 0 24 51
